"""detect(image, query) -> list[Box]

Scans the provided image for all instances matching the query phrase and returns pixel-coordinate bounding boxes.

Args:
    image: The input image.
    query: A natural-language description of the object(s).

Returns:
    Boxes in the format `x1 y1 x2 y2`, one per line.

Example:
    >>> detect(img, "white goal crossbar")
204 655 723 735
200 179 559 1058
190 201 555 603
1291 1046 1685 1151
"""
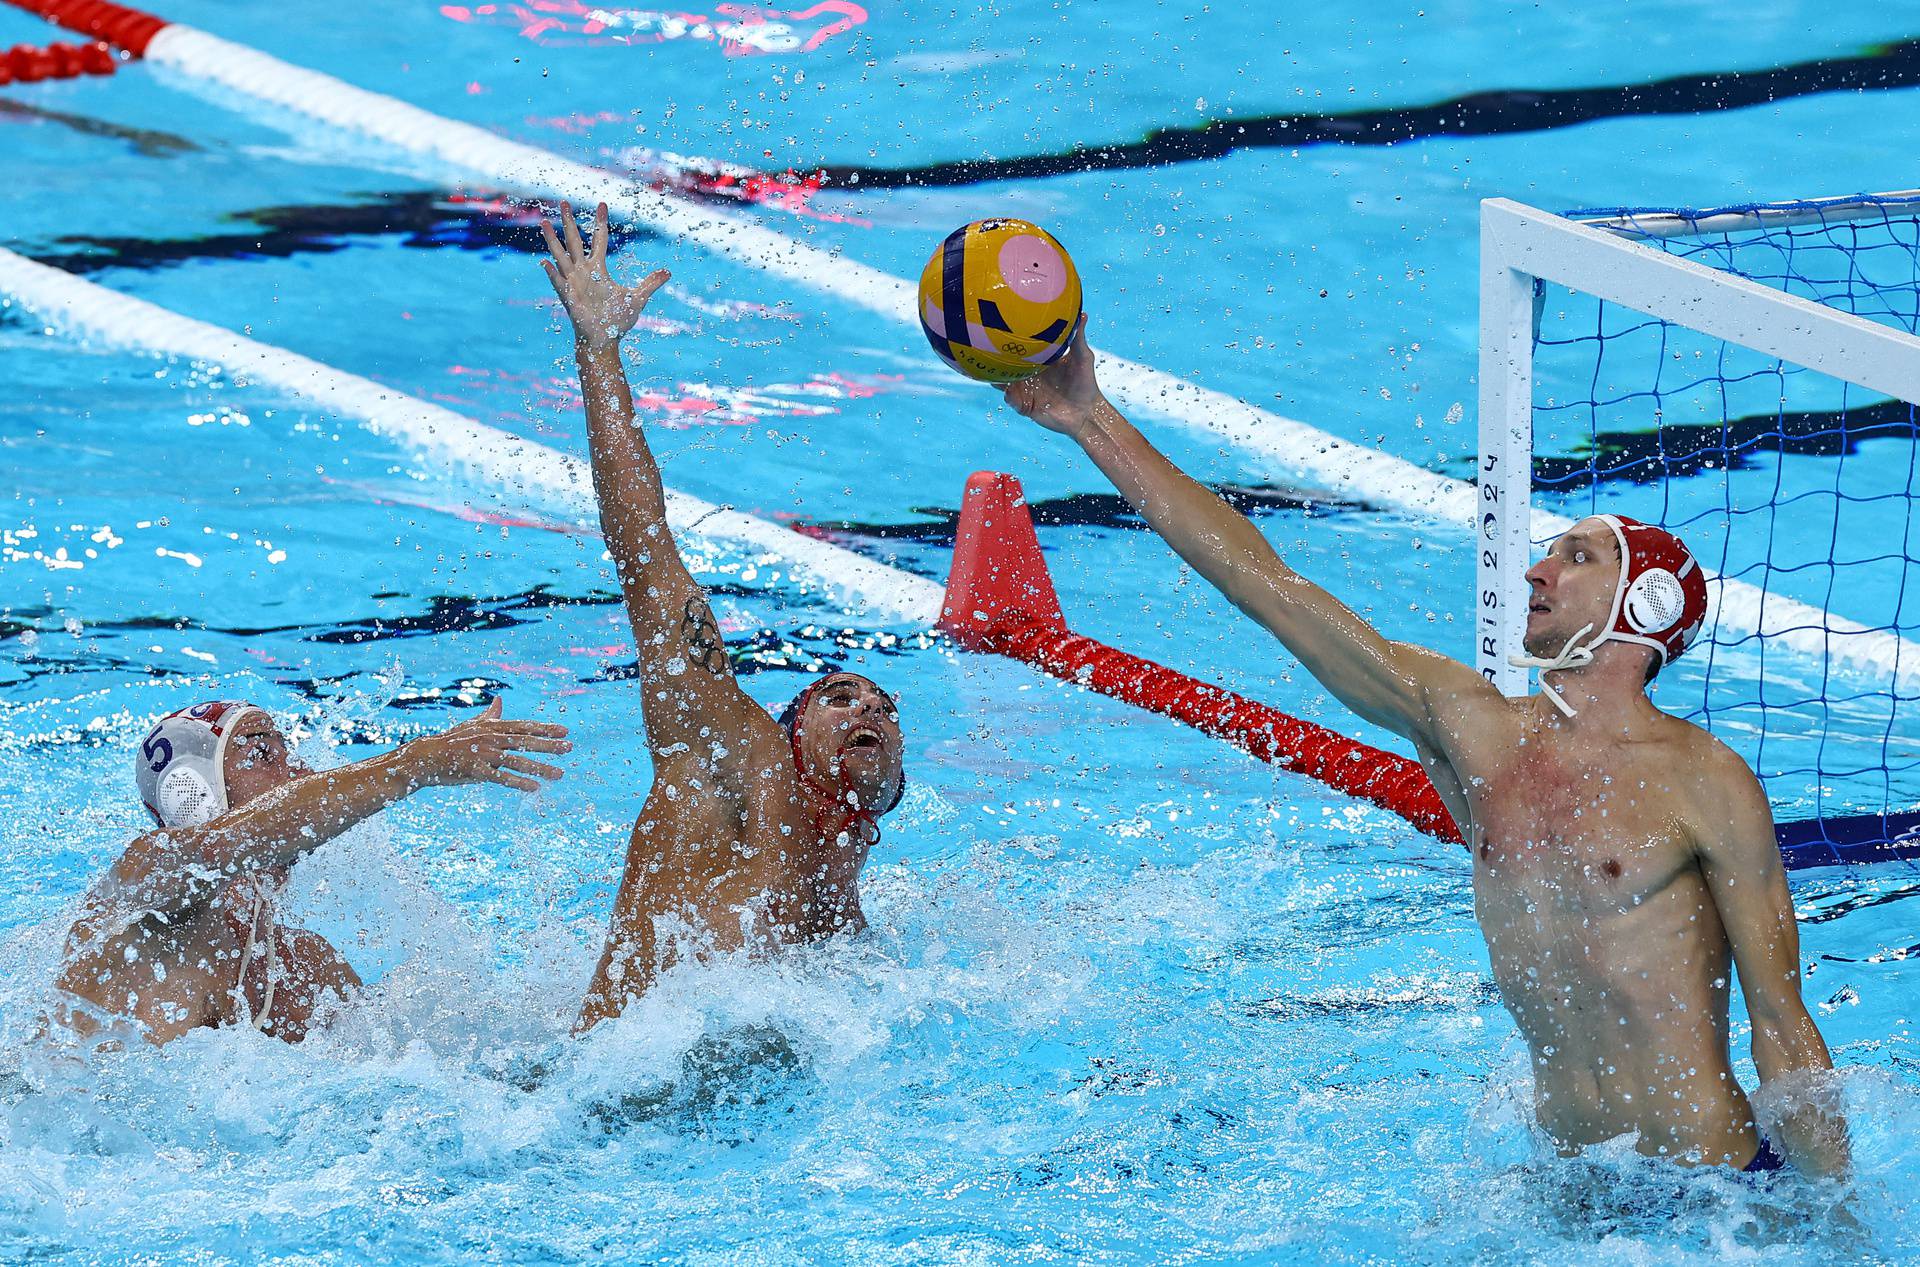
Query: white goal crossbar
1476 196 1920 694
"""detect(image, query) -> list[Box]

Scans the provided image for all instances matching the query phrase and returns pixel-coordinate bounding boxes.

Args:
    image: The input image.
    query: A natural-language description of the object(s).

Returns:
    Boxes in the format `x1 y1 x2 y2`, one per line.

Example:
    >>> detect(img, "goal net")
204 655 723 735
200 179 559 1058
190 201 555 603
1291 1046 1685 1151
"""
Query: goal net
1477 194 1920 863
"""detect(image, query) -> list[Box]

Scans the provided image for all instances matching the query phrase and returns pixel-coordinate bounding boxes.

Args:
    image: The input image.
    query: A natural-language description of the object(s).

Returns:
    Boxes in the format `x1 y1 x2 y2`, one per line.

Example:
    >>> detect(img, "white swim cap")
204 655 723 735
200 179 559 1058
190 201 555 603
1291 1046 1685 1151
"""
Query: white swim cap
134 701 272 828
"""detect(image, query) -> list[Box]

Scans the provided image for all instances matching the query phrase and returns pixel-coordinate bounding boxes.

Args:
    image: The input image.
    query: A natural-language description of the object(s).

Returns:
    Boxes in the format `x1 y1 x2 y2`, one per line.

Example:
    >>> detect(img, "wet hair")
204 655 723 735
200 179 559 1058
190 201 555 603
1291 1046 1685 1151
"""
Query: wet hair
780 672 906 814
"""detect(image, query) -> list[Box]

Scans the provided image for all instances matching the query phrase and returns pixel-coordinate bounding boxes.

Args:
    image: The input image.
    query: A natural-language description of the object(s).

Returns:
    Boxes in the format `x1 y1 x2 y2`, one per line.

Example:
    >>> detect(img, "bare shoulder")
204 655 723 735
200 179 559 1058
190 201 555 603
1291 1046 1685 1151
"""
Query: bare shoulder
733 705 796 792
651 702 790 797
100 825 203 900
1654 713 1775 856
58 886 139 987
69 838 175 945
1399 642 1520 732
1661 712 1763 794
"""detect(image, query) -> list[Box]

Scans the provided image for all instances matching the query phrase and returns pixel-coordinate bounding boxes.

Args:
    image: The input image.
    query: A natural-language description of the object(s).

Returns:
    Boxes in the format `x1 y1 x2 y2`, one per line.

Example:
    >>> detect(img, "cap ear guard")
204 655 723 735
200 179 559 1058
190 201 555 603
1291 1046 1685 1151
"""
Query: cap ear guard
1602 516 1711 667
156 765 219 827
1623 567 1688 635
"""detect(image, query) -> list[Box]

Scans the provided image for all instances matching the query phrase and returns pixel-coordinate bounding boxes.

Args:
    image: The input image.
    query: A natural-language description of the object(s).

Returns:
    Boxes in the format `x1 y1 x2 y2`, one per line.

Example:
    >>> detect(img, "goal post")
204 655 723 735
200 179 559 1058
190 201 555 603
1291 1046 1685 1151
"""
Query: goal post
1476 193 1920 844
1478 195 1920 692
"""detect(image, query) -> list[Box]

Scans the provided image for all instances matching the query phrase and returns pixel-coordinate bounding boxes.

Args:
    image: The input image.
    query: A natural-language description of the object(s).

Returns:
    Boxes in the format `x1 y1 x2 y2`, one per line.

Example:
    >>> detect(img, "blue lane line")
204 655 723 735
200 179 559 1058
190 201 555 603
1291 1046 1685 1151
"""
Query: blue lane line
1779 809 1920 870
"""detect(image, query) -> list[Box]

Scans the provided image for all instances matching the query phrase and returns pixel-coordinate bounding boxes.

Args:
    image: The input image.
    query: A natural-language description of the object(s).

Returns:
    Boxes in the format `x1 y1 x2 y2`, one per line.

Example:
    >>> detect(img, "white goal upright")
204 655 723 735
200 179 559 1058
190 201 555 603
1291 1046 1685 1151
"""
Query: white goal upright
1477 193 1920 860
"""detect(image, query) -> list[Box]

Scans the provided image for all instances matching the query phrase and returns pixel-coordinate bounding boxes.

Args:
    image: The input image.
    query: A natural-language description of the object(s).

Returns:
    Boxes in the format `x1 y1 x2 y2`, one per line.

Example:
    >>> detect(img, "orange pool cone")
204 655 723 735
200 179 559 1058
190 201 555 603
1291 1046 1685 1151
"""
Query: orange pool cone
938 471 1066 649
936 469 1464 845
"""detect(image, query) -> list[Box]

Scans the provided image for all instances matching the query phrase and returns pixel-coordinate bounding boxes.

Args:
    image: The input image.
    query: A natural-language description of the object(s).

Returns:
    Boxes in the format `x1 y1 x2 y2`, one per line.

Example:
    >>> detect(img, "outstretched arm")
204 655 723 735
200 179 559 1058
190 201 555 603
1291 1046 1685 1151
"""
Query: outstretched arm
1694 755 1850 1177
87 701 568 928
541 202 771 777
1003 322 1491 744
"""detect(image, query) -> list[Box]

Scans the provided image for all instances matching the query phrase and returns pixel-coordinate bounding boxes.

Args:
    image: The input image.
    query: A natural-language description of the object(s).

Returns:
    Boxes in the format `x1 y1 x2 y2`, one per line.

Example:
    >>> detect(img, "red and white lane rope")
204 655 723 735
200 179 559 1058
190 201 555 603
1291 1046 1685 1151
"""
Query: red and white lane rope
979 618 1460 843
0 247 944 625
0 37 114 84
7 0 1469 523
5 0 160 52
939 472 1461 843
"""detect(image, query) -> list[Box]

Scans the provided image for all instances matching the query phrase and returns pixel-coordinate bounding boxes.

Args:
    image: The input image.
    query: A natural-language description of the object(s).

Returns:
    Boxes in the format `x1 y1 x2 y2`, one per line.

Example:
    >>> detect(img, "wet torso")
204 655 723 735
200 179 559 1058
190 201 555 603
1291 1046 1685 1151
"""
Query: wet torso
1418 704 1762 1165
57 877 358 1046
581 732 870 1023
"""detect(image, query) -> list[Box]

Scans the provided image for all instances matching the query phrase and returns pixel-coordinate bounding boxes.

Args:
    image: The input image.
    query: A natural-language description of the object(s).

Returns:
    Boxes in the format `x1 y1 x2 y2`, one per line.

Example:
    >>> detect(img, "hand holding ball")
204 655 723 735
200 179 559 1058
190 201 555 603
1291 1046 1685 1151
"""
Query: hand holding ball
918 219 1082 384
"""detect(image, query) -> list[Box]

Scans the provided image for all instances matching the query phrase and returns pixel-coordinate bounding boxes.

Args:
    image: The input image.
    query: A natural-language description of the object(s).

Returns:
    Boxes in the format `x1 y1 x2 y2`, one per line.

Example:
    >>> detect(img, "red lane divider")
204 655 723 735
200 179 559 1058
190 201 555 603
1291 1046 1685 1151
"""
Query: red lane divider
1 37 114 83
7 0 166 56
938 471 1464 845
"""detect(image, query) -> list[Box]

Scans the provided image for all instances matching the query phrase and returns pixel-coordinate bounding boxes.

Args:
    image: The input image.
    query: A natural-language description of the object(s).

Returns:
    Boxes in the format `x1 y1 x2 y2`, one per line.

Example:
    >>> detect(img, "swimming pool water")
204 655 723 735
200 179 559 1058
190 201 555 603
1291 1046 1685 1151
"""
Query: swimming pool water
4 1 1920 1262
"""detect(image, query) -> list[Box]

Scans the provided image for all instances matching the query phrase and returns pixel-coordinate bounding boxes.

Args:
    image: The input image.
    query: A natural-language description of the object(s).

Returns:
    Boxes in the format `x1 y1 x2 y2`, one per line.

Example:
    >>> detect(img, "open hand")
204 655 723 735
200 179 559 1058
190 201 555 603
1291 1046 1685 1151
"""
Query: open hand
408 699 571 792
1001 317 1102 436
541 201 670 352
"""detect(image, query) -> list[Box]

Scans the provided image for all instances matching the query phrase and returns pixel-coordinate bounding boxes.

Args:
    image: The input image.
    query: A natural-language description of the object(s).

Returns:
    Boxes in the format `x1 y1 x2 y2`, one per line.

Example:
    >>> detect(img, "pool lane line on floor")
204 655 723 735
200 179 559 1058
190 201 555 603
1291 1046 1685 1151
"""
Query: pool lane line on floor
28 192 563 274
0 245 945 626
811 37 1920 188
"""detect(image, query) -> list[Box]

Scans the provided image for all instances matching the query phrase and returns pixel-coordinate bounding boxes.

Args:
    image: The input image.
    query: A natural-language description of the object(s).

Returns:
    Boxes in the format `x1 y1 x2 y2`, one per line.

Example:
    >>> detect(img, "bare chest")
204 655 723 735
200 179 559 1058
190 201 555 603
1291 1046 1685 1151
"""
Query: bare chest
1469 742 1694 915
631 770 861 940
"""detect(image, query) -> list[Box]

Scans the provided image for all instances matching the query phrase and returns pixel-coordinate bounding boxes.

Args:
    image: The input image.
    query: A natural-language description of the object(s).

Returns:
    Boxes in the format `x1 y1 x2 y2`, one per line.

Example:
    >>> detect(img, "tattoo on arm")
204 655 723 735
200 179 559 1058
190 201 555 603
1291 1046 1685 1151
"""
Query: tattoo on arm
681 599 728 675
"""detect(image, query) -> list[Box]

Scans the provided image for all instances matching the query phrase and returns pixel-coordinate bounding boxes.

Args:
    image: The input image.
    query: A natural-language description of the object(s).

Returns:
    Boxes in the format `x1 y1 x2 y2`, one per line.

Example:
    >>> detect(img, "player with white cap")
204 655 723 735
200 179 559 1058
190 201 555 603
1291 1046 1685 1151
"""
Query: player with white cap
1002 322 1849 1177
55 697 569 1045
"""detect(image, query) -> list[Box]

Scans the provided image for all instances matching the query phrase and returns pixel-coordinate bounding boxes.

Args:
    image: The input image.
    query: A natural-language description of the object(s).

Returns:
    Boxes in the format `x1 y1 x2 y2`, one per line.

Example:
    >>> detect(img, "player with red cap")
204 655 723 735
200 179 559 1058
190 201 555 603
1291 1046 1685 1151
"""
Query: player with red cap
538 204 908 1034
1000 319 1849 1178
1507 513 1710 717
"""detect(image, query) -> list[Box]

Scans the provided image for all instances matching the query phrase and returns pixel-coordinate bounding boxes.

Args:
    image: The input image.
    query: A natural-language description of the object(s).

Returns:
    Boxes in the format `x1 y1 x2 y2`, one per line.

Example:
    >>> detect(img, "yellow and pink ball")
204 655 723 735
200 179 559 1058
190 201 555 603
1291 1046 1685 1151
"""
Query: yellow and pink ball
917 219 1082 384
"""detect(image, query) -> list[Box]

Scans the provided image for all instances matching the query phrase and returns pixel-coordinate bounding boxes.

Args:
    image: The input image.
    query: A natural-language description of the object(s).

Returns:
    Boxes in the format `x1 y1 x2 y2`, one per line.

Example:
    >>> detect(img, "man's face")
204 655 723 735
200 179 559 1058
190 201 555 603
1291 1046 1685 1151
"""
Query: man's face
222 715 308 810
1522 519 1621 656
792 673 905 815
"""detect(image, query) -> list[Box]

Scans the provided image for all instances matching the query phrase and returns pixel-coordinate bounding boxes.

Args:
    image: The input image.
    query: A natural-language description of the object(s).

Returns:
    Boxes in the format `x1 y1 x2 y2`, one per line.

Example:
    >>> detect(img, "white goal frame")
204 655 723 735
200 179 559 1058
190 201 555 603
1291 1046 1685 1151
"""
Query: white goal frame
1476 196 1920 694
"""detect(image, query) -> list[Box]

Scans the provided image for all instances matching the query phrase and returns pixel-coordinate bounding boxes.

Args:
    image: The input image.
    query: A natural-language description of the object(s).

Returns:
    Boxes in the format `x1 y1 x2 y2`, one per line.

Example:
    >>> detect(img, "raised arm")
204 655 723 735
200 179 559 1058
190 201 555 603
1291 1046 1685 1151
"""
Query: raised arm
1002 322 1491 743
1693 750 1850 1177
93 701 567 924
541 202 772 773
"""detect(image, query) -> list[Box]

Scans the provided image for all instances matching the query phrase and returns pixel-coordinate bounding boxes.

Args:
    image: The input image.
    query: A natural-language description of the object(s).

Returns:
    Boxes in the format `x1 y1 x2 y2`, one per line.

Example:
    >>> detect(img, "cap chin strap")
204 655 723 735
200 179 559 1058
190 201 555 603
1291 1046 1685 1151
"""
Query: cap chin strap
789 721 883 841
234 880 281 1032
1508 622 1597 718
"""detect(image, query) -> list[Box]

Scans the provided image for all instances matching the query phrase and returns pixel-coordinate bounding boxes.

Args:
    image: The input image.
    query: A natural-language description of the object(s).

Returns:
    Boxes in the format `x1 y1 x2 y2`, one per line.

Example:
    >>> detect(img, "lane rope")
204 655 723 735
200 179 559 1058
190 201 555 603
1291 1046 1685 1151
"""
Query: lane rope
2 0 1474 517
0 37 114 83
940 472 1460 843
0 246 945 625
13 0 1910 686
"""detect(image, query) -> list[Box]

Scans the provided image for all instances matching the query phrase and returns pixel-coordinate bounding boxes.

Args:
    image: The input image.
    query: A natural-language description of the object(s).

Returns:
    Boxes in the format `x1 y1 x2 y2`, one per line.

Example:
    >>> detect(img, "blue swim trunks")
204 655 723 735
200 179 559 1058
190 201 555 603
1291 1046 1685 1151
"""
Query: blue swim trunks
1743 1135 1787 1174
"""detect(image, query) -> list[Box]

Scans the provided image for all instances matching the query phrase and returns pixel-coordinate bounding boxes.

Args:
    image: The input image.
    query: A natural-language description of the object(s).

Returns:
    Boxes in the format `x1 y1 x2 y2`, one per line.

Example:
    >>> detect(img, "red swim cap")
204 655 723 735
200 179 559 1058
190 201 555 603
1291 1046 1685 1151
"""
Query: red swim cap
1593 515 1709 668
